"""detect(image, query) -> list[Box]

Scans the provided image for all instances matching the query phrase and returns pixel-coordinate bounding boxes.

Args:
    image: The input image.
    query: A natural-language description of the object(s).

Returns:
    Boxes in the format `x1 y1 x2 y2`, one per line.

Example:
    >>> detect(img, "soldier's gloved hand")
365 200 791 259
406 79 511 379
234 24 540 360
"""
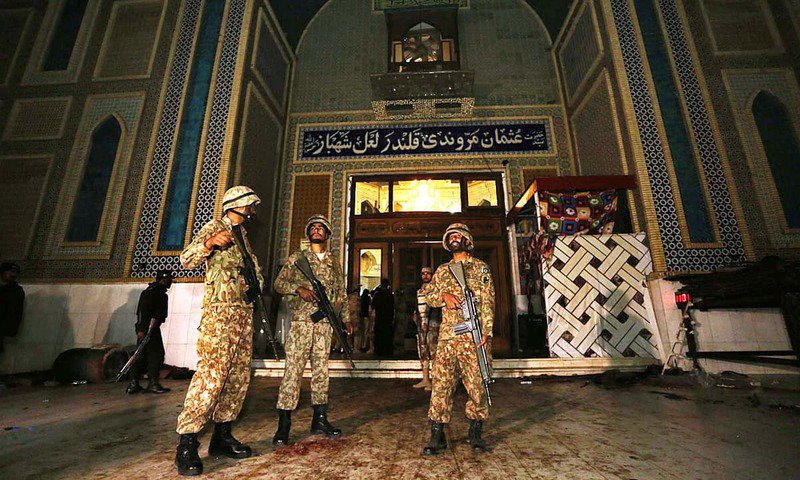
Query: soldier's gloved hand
204 230 234 250
442 292 463 310
295 286 319 302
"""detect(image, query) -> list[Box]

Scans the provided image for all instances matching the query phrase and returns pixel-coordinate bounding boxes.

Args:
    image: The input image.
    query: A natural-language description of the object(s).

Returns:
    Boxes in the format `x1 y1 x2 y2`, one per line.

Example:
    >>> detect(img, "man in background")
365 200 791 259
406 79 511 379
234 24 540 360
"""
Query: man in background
0 262 24 356
126 270 173 395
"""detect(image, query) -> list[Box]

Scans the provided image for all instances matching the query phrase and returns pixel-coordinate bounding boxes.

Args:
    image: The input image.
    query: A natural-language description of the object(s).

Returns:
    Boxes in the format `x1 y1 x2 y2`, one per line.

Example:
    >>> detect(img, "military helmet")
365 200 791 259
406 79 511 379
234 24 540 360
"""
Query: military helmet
421 267 434 274
305 214 332 237
222 185 261 211
442 222 474 252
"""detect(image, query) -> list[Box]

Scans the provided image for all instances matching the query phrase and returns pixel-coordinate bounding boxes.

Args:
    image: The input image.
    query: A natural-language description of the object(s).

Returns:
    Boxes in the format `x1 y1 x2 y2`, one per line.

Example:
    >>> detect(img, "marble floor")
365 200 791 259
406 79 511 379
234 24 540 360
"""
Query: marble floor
1 376 799 479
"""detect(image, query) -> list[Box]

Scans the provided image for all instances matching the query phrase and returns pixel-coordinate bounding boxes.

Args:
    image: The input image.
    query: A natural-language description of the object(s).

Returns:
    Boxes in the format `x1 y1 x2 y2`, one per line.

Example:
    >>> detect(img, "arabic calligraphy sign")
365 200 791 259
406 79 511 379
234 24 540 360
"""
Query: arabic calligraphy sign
299 122 550 160
373 0 468 11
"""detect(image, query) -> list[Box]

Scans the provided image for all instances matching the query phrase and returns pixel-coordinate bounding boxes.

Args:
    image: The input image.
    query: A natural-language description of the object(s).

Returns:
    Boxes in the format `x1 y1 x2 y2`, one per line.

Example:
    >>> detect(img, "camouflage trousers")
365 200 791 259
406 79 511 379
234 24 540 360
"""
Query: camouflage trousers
417 322 440 366
276 321 333 410
428 335 491 424
176 305 253 435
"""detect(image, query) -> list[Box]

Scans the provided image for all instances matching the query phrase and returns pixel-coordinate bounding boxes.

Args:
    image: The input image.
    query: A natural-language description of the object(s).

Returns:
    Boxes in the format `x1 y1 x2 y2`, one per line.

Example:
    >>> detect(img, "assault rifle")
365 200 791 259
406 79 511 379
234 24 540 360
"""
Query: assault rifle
294 255 357 369
230 224 280 360
115 320 155 382
449 261 493 406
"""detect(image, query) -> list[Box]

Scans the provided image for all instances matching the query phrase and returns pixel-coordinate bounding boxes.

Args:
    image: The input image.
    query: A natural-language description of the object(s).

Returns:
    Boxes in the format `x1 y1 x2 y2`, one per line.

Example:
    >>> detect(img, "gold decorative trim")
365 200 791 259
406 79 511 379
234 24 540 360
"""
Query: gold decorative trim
0 8 34 86
1 96 73 141
674 0 754 258
125 0 191 273
569 68 641 234
21 0 103 86
291 115 560 164
234 81 283 185
0 154 55 260
215 0 255 221
283 171 334 260
600 0 666 273
697 0 785 56
555 0 606 106
151 0 216 257
48 92 147 260
721 67 800 247
629 0 723 249
185 0 233 249
260 0 296 62
250 5 292 112
92 0 169 82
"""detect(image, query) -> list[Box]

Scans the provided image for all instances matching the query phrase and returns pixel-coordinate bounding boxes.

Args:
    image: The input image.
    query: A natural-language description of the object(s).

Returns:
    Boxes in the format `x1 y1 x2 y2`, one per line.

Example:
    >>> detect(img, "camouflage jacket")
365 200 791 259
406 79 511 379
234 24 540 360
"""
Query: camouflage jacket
427 256 495 342
274 248 352 326
416 282 443 327
180 216 264 307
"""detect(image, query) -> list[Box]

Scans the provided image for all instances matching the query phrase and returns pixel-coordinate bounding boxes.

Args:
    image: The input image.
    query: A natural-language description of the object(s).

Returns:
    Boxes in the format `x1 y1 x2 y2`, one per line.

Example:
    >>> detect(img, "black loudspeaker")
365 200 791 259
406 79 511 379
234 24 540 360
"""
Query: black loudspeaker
517 314 549 358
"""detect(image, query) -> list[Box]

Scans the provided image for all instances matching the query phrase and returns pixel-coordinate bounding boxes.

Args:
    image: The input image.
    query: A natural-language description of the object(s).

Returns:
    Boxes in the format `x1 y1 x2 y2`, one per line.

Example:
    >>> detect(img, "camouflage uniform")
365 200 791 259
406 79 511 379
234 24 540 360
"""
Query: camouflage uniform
175 216 264 435
427 256 495 423
415 281 442 365
274 249 351 410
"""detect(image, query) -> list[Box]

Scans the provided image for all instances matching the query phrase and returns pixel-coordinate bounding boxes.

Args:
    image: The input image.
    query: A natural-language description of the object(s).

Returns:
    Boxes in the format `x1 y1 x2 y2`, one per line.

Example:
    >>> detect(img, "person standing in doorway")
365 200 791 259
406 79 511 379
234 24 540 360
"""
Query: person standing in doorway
359 288 372 353
126 270 173 395
412 267 442 391
371 278 395 356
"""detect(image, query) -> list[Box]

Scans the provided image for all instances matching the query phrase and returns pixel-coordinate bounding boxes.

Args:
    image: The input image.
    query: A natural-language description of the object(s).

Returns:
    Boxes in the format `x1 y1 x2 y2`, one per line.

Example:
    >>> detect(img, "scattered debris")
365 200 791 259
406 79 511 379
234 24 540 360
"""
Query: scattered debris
520 380 532 385
71 380 88 386
768 403 800 414
43 380 59 387
4 427 19 431
648 390 689 401
713 371 757 390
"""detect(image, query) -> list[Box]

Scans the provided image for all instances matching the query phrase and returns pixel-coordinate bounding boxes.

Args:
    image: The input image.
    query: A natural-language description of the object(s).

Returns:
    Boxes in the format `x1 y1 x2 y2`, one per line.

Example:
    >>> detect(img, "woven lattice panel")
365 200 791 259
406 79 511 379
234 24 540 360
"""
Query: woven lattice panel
700 0 780 53
543 234 660 359
95 0 164 79
558 2 601 101
2 97 70 140
289 175 330 253
0 8 30 82
572 73 625 176
0 156 51 260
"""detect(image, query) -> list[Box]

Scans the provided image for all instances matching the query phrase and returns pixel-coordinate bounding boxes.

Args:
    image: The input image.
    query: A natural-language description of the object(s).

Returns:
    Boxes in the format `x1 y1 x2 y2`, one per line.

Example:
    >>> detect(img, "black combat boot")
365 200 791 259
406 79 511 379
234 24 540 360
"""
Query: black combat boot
175 433 203 476
272 409 292 446
422 421 447 455
468 420 488 453
208 421 252 459
144 379 169 394
125 378 142 394
310 404 342 436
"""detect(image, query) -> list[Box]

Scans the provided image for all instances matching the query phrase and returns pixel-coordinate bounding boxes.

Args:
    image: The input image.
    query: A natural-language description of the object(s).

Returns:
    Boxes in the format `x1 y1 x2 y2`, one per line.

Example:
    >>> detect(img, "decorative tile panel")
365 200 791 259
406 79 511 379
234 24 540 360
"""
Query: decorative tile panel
131 0 247 278
2 96 72 141
611 0 745 271
543 234 660 358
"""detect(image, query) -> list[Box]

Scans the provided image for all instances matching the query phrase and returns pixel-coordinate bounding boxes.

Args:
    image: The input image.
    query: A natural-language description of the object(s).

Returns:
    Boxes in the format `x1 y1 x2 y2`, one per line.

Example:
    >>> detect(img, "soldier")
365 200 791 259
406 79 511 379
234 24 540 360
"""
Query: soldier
174 186 264 476
423 223 494 455
272 214 351 446
412 267 442 391
126 270 173 395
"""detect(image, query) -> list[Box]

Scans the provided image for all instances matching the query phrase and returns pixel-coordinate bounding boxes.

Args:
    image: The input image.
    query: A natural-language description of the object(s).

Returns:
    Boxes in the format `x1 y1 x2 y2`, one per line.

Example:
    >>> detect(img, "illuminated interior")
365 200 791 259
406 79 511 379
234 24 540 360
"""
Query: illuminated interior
355 181 390 214
393 179 461 213
359 248 382 291
353 176 500 215
467 179 498 207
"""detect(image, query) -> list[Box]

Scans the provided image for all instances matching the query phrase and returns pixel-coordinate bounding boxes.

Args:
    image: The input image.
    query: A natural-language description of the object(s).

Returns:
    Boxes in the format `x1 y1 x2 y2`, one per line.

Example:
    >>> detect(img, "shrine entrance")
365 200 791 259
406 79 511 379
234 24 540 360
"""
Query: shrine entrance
348 172 514 356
